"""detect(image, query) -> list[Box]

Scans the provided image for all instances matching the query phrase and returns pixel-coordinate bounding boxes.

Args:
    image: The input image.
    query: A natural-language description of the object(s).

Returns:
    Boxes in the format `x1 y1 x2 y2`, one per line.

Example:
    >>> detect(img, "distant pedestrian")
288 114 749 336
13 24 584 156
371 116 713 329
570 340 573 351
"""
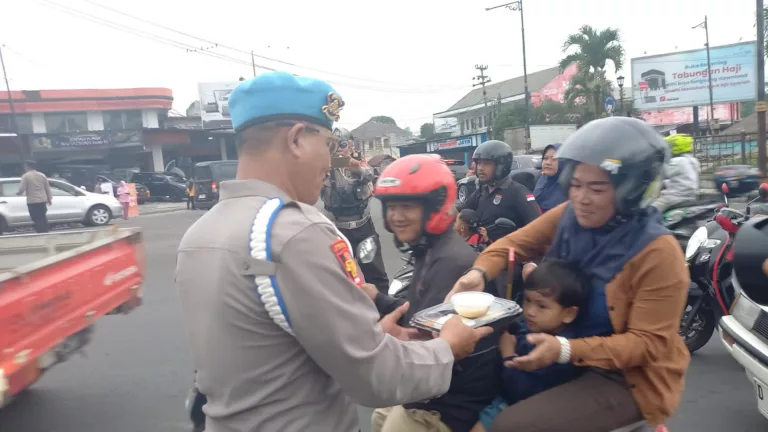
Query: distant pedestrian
16 160 52 233
186 180 196 210
116 181 131 220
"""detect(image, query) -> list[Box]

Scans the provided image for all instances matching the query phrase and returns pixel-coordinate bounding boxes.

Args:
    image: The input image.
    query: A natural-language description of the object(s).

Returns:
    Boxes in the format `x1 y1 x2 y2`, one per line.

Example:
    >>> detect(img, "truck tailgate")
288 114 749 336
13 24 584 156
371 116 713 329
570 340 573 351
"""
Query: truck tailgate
0 228 143 401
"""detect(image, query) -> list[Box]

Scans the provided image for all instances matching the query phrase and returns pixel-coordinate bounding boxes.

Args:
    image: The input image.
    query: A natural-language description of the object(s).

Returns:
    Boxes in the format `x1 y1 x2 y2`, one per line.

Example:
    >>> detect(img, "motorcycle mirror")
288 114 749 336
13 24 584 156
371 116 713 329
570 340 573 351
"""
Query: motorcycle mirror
494 218 517 229
759 183 768 200
356 236 377 264
721 183 729 194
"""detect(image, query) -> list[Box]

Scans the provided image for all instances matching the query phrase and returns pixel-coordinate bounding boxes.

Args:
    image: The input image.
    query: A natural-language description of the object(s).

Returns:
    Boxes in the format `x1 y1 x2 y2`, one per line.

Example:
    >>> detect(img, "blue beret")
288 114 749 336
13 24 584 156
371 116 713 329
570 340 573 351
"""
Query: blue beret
229 71 344 132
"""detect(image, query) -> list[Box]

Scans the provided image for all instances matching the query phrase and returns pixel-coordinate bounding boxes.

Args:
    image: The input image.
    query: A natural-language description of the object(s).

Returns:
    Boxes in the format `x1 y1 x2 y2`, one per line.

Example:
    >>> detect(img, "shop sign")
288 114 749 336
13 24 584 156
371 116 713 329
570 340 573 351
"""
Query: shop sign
427 136 475 152
31 130 143 151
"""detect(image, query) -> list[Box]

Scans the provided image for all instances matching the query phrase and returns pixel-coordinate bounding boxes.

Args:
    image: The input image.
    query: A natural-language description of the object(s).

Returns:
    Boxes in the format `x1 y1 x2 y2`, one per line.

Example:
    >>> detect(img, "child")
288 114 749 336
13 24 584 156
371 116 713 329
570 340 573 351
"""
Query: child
454 208 487 247
473 259 591 432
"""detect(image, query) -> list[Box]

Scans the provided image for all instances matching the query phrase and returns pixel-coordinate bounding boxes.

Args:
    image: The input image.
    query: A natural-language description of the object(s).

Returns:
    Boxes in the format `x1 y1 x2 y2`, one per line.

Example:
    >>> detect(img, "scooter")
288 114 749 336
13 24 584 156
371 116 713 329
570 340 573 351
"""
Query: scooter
662 199 725 249
681 183 768 353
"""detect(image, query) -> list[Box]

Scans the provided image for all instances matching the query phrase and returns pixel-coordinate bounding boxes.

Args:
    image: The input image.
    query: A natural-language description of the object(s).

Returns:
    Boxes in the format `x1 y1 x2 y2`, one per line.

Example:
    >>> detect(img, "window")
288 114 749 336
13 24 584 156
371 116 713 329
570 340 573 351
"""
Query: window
49 182 76 197
45 112 88 133
0 114 33 134
478 116 484 129
0 181 20 197
103 110 143 130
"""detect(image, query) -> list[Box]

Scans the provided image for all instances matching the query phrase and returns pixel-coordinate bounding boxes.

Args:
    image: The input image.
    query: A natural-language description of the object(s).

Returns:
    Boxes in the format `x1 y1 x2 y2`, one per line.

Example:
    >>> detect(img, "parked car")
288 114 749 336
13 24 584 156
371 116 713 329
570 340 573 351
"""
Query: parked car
456 154 542 204
442 159 471 181
713 165 762 196
193 160 238 210
96 173 150 204
0 178 123 233
130 172 187 201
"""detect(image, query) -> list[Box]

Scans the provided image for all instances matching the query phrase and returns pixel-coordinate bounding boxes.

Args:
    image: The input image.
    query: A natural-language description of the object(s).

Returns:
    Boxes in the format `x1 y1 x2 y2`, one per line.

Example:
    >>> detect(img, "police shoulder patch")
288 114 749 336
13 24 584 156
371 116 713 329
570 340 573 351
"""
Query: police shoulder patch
526 194 535 202
330 239 363 287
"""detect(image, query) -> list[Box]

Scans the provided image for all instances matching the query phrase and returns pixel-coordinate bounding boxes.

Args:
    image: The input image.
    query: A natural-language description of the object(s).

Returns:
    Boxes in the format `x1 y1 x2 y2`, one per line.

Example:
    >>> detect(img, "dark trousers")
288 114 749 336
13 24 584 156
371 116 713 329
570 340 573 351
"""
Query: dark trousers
187 195 196 210
27 202 49 233
489 369 644 432
339 219 389 295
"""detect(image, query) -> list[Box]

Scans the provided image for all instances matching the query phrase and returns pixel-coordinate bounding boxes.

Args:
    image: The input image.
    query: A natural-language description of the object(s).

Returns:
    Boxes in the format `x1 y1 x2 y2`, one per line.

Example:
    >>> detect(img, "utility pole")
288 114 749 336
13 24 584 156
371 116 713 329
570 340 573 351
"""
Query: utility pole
757 0 767 178
473 65 492 138
486 1 530 150
693 16 716 135
0 45 24 159
251 50 257 77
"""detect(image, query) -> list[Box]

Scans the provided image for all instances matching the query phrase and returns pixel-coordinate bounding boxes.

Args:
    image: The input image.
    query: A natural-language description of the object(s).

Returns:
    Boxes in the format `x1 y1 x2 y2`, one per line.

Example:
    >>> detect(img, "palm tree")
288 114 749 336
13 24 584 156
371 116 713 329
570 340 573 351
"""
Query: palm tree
564 70 614 121
559 25 625 117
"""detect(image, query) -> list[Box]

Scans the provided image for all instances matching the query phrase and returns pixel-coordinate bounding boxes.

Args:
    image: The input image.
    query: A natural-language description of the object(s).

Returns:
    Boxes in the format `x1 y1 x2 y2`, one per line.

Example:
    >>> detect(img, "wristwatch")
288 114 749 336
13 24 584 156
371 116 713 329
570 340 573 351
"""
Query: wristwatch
465 266 488 285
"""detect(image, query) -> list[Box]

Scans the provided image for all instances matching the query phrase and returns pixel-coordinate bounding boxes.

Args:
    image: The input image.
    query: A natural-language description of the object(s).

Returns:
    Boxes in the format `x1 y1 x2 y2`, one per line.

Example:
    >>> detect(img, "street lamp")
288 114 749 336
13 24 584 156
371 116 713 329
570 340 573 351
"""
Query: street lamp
693 16 715 135
487 1 530 150
616 75 625 114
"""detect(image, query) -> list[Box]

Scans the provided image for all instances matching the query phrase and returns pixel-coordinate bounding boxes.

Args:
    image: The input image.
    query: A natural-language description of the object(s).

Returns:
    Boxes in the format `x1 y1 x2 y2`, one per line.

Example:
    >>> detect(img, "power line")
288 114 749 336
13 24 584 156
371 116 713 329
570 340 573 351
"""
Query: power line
74 0 469 91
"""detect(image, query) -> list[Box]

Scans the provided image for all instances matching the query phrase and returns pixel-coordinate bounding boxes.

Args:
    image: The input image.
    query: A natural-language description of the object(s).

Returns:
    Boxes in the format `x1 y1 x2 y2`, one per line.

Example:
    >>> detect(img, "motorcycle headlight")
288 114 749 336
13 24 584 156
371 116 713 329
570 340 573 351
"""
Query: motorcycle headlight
388 279 403 296
685 226 708 261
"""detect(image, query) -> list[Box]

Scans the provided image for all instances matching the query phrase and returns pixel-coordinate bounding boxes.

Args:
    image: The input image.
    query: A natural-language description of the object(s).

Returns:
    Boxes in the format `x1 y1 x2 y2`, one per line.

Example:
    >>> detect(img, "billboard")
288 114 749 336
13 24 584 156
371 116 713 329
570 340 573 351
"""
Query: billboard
631 41 757 111
198 82 240 129
433 117 460 135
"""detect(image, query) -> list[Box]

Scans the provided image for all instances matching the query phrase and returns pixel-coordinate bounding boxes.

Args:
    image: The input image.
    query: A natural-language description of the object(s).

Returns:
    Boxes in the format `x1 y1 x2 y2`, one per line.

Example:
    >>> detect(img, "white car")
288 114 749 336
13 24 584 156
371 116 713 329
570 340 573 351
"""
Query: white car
719 291 768 420
0 177 123 232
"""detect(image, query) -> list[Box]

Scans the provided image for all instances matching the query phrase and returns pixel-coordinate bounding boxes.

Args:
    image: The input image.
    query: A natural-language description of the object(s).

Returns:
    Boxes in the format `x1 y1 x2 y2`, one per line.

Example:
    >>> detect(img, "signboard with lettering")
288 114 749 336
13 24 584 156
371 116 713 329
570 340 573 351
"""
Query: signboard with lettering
31 131 143 151
426 134 486 152
631 41 757 110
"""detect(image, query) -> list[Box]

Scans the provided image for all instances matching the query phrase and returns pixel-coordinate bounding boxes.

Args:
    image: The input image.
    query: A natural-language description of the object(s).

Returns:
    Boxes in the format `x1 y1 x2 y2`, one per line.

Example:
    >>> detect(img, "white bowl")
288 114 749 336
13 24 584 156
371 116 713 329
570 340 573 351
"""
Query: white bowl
450 292 495 319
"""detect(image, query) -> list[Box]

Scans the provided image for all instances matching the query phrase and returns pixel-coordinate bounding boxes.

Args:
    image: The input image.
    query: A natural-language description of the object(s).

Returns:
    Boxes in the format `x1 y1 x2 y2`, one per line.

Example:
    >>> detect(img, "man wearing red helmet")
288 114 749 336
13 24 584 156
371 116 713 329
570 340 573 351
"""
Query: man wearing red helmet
366 154 501 432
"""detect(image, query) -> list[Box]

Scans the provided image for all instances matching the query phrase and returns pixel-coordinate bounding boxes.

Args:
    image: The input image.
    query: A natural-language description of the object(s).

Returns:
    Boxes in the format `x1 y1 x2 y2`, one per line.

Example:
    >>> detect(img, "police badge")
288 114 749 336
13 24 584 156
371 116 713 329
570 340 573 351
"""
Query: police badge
493 194 502 205
322 92 345 122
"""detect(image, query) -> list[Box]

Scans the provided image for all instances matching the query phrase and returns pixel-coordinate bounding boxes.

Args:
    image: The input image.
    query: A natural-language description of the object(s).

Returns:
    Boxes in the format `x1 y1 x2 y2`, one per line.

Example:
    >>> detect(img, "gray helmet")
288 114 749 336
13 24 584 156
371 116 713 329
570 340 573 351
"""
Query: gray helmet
333 127 353 142
556 117 670 214
472 140 513 181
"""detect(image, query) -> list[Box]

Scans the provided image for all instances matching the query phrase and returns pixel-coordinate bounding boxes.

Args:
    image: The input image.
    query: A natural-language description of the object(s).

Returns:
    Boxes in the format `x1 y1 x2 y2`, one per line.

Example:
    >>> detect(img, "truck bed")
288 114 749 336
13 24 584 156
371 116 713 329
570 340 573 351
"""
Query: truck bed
0 228 138 275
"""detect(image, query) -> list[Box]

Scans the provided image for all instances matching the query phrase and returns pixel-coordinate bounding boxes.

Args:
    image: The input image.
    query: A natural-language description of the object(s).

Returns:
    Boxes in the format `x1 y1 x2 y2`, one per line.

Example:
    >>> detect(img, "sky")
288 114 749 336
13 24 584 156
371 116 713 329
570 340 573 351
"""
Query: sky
0 0 759 132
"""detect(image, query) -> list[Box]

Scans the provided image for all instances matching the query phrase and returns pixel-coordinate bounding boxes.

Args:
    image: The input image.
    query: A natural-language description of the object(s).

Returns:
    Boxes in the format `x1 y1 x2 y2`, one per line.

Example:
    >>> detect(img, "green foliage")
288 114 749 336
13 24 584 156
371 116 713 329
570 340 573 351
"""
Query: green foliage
491 100 581 139
369 115 397 125
420 122 435 138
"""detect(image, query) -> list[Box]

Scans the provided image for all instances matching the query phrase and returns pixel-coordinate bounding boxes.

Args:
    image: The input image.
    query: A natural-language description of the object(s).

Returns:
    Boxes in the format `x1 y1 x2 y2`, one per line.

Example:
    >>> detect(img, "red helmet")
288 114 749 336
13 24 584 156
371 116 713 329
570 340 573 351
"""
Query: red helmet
374 154 457 235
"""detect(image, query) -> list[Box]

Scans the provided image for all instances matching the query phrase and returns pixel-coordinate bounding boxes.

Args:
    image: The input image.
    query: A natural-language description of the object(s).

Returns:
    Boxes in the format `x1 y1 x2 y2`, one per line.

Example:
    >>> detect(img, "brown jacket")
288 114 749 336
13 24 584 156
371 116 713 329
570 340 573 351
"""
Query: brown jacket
475 203 690 426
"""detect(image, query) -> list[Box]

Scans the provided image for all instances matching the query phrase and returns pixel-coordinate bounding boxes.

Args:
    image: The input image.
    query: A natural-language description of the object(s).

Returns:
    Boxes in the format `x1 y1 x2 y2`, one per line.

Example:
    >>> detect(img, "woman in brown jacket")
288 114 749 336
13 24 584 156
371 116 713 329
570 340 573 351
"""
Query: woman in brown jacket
450 117 690 432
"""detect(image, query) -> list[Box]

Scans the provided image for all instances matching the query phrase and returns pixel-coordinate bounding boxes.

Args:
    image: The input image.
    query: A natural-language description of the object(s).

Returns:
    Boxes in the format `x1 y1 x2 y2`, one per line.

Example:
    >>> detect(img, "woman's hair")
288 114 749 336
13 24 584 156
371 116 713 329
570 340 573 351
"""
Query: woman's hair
524 259 591 308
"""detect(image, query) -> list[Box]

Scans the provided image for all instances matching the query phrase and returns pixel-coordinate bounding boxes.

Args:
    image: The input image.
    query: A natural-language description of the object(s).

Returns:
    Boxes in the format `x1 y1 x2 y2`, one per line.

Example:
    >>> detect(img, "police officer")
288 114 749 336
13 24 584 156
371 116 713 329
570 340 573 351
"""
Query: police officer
175 71 491 432
321 128 389 294
459 140 541 241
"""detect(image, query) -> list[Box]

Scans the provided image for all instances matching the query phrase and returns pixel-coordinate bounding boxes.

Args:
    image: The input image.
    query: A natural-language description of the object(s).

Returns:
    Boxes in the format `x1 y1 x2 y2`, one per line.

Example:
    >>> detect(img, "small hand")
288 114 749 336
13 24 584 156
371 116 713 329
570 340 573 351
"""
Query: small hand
499 331 518 366
380 302 421 341
348 158 362 174
478 227 489 243
47 200 52 206
509 333 562 371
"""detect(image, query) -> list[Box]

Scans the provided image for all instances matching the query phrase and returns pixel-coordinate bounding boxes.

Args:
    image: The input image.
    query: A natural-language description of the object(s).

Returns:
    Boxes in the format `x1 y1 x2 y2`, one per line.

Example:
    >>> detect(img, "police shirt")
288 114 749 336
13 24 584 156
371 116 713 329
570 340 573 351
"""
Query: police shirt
461 176 541 241
175 180 454 432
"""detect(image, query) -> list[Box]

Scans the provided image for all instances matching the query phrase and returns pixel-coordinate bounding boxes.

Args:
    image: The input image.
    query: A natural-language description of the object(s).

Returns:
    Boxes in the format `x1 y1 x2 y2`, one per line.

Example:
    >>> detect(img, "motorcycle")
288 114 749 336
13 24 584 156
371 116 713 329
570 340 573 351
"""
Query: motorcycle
662 199 725 249
680 183 768 353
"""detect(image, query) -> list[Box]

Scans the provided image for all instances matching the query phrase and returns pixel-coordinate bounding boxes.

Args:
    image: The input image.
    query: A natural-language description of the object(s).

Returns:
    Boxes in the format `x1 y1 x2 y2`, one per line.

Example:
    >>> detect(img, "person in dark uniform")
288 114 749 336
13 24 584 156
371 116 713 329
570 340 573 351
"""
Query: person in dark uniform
459 140 541 242
321 128 389 294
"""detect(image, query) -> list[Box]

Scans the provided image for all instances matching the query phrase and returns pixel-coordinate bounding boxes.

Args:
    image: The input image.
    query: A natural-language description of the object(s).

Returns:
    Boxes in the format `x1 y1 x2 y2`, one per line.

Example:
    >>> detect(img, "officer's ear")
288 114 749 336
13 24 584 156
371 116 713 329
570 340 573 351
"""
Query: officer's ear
286 123 305 158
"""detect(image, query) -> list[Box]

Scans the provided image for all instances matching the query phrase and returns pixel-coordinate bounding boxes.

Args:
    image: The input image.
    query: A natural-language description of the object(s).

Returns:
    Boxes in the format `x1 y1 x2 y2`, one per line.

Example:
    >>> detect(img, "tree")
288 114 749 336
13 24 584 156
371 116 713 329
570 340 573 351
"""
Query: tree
403 126 413 138
564 69 614 122
559 25 624 117
491 103 527 140
369 115 397 126
420 122 435 138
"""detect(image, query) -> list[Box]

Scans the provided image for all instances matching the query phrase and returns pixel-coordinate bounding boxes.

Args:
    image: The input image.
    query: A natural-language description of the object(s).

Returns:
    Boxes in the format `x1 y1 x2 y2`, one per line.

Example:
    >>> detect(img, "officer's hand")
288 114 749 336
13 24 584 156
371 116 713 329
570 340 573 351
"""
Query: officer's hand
445 269 485 301
379 302 422 341
439 316 493 360
348 158 362 174
360 283 379 301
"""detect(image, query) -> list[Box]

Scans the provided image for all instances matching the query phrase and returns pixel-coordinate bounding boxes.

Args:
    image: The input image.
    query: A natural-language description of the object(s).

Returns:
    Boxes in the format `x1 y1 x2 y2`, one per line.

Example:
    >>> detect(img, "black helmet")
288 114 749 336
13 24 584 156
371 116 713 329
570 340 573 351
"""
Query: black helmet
556 117 669 214
472 140 513 182
732 216 768 305
333 127 353 142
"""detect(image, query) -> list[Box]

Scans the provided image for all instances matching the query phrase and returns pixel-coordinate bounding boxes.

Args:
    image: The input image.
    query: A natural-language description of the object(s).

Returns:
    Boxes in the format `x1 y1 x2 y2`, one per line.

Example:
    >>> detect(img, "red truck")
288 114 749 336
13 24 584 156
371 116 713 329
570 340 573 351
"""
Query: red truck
0 227 144 407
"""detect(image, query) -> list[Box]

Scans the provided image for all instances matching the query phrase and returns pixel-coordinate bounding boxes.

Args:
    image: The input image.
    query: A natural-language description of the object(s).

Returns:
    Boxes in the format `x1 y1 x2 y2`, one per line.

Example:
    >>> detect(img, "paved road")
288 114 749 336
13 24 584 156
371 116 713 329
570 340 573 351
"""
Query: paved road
0 201 766 431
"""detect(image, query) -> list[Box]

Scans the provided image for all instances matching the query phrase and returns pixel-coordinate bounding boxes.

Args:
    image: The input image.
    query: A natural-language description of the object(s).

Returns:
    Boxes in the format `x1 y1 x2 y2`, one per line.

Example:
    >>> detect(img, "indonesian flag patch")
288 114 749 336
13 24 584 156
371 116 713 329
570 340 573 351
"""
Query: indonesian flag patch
330 239 363 287
526 194 535 202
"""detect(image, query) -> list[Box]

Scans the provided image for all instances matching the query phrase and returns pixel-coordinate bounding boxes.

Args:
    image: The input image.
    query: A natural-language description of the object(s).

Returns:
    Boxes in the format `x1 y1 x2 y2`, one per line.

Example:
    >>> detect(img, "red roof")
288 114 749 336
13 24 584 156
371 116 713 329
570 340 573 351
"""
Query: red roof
0 88 173 114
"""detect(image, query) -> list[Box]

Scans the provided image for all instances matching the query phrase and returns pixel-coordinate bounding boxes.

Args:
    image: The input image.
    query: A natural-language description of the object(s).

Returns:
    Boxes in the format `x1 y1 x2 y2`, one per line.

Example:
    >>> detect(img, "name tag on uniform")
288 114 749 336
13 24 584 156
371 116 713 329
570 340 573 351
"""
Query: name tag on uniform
493 194 502 205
